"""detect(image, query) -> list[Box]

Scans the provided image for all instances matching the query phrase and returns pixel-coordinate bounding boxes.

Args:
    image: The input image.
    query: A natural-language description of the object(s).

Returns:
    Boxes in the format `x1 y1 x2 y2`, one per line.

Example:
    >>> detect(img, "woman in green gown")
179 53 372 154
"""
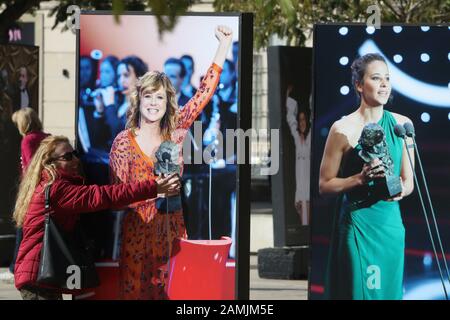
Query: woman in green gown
319 53 415 300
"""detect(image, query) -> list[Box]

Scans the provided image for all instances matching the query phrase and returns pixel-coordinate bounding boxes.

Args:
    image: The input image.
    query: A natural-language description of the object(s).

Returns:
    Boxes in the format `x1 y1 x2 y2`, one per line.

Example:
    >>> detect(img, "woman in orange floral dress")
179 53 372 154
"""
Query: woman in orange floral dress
109 25 233 299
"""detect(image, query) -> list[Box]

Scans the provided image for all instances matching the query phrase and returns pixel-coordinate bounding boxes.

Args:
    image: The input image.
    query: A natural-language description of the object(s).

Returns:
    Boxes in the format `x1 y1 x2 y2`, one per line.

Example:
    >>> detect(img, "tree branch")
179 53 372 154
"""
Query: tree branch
0 0 45 43
0 0 44 26
380 0 403 20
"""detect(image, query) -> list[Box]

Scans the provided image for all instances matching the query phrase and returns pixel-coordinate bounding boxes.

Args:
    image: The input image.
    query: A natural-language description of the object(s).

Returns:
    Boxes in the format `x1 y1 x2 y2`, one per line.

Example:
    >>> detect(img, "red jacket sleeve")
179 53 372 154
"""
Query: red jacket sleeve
21 136 34 172
50 180 157 214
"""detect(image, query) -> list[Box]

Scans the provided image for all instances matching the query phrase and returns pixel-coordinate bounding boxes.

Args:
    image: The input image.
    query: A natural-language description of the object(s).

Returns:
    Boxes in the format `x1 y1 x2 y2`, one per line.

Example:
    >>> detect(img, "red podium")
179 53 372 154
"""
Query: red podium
73 237 235 300
166 237 233 300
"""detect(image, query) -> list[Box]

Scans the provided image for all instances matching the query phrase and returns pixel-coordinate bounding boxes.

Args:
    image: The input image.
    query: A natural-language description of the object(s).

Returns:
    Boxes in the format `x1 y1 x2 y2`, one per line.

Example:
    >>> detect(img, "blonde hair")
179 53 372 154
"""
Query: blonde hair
11 107 43 137
126 71 179 140
13 135 69 227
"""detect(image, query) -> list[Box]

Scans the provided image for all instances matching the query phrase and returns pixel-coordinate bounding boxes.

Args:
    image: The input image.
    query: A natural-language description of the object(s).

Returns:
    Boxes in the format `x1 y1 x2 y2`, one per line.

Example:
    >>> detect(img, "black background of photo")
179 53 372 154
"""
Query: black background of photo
309 23 450 300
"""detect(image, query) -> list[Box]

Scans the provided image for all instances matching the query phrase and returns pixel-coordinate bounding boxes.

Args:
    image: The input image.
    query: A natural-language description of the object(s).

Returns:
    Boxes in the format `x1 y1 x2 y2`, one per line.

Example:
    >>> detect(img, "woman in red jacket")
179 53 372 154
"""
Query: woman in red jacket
0 108 49 284
13 135 180 300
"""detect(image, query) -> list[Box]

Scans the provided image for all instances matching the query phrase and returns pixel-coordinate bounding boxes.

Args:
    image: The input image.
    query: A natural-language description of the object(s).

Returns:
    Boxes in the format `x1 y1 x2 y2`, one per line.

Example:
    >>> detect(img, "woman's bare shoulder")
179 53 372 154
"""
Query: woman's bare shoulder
329 113 363 147
389 111 413 125
331 113 359 134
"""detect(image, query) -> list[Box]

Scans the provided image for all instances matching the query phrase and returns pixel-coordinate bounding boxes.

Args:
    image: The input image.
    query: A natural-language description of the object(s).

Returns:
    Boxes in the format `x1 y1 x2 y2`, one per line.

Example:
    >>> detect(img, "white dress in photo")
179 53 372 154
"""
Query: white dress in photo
286 96 311 225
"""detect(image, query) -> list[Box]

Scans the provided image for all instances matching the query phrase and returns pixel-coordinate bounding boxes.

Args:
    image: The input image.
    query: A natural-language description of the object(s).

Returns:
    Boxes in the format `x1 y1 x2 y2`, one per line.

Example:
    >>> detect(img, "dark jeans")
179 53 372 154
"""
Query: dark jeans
9 227 22 273
19 285 62 300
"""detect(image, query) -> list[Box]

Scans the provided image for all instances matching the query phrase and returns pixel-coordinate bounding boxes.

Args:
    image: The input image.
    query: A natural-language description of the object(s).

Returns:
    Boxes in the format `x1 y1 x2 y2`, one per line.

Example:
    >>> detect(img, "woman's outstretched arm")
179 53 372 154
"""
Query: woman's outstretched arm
176 26 233 130
212 25 233 69
286 96 300 141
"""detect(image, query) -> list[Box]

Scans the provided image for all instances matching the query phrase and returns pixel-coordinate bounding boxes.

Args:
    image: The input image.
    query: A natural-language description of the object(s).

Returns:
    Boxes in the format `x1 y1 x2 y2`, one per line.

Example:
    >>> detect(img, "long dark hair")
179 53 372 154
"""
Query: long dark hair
298 107 311 138
119 55 149 78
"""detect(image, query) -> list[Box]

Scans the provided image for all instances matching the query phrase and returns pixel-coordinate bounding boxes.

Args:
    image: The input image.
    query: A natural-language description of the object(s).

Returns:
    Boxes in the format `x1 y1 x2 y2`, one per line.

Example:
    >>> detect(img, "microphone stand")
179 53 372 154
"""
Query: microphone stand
408 131 450 289
401 131 449 299
165 159 171 280
209 159 212 241
208 142 218 241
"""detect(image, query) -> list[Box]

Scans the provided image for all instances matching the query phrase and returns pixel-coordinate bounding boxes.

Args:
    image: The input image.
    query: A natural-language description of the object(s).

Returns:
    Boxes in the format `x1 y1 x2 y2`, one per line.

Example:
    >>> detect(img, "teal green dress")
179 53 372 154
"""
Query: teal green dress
324 110 405 300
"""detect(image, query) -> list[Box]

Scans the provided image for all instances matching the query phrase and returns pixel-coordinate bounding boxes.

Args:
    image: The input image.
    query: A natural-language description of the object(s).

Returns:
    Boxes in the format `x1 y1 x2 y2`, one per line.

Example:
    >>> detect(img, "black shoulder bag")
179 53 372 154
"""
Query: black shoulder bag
36 184 100 290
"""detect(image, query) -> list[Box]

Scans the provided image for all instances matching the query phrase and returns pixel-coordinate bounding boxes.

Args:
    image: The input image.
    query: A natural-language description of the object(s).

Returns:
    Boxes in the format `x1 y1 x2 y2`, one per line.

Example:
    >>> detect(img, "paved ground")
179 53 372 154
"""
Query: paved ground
0 276 21 300
0 255 308 300
249 255 308 300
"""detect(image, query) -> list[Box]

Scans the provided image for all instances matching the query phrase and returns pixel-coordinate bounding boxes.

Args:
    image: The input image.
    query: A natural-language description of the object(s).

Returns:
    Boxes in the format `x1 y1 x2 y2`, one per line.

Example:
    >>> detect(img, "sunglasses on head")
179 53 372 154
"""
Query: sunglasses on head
52 150 79 162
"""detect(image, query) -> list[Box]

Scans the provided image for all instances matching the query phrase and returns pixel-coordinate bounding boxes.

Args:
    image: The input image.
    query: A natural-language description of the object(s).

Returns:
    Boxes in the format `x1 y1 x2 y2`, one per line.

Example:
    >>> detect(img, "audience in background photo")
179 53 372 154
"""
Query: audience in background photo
180 55 197 99
164 57 190 106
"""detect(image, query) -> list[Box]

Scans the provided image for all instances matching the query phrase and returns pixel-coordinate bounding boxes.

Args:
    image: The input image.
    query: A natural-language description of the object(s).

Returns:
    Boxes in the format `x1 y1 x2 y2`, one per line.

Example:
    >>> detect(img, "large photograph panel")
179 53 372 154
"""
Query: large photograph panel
77 13 244 300
310 24 450 300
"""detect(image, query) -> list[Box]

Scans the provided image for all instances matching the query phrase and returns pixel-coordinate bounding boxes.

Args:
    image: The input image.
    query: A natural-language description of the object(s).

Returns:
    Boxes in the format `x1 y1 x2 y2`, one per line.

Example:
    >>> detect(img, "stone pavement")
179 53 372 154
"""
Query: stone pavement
249 255 308 300
0 255 308 300
0 275 21 300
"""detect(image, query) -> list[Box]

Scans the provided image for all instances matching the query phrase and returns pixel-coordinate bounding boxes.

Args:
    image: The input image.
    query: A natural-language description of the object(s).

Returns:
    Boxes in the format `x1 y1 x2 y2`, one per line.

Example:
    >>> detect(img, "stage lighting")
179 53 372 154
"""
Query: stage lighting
448 112 450 120
423 254 433 267
420 53 430 62
421 26 430 32
447 52 450 61
421 112 431 123
393 54 403 63
393 26 402 33
403 279 448 300
91 49 103 60
340 85 350 95
320 127 329 137
339 56 349 65
339 27 348 36
366 26 376 35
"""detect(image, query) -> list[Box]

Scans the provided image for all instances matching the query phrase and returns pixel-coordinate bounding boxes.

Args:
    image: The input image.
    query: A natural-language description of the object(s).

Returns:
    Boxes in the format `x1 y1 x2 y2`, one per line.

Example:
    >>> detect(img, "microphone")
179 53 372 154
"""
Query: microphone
208 138 221 240
394 124 406 138
404 122 415 138
397 121 450 298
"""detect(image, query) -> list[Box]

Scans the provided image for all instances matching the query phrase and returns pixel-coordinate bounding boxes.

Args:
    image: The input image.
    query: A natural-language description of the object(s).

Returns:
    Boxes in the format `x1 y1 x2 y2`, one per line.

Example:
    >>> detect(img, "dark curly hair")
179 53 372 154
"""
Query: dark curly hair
119 55 149 78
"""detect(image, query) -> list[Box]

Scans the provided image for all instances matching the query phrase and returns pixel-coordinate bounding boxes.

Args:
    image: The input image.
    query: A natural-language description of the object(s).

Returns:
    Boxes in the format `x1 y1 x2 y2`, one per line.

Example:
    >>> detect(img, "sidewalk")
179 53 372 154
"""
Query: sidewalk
249 255 308 300
0 270 21 300
0 256 308 300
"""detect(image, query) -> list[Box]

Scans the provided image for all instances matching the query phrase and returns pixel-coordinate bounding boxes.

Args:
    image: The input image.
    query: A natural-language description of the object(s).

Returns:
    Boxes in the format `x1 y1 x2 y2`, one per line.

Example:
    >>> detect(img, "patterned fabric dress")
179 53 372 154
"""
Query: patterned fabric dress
109 63 222 300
